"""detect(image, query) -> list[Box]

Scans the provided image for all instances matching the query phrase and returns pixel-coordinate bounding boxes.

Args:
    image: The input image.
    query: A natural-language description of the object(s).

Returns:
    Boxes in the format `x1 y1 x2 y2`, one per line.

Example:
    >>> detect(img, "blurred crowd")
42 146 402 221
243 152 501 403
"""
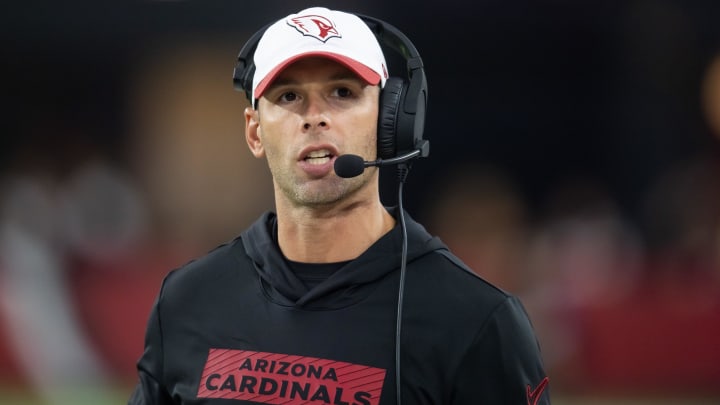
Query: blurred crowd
423 155 720 397
2 1 720 404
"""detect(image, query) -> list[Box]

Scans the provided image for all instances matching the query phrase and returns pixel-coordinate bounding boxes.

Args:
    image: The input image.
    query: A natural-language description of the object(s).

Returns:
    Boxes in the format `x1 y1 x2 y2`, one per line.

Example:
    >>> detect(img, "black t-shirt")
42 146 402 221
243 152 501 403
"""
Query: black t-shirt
286 259 350 290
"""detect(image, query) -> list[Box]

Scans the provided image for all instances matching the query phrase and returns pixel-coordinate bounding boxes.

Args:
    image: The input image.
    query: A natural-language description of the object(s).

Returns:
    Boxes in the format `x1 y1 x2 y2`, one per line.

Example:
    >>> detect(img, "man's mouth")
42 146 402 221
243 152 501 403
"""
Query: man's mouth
304 149 333 165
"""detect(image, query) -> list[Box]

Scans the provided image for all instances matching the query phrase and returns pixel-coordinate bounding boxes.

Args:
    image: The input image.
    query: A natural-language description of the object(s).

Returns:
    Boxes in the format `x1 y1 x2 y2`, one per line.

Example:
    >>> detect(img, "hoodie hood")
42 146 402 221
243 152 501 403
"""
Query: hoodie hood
238 208 447 309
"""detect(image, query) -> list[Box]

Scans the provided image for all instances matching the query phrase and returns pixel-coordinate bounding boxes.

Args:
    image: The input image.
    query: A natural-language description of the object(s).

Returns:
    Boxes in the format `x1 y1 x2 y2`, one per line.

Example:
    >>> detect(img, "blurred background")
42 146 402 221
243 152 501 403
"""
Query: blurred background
1 0 720 404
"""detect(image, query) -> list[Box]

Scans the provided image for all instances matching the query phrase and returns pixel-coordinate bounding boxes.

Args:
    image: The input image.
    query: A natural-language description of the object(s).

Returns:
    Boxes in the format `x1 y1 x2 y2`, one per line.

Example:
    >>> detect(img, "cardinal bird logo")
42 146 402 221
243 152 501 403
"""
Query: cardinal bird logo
287 14 341 42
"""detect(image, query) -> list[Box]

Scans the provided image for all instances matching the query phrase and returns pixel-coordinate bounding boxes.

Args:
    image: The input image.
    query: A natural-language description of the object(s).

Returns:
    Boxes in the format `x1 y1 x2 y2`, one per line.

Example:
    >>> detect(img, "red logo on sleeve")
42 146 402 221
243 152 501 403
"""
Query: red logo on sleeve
526 376 549 405
197 349 386 405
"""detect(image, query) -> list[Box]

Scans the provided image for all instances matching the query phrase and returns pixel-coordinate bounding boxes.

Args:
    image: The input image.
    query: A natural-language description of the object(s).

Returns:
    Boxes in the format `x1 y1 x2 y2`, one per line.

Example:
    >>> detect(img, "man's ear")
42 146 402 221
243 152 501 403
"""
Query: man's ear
245 106 265 158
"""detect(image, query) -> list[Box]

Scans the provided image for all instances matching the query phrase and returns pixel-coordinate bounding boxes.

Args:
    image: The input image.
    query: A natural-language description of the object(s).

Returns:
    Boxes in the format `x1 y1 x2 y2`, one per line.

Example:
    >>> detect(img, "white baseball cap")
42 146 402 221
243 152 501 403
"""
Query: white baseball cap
252 7 389 101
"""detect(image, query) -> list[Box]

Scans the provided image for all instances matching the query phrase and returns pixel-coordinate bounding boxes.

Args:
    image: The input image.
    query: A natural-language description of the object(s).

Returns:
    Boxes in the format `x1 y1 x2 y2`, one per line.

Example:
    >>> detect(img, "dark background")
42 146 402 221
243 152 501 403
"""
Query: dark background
4 0 720 230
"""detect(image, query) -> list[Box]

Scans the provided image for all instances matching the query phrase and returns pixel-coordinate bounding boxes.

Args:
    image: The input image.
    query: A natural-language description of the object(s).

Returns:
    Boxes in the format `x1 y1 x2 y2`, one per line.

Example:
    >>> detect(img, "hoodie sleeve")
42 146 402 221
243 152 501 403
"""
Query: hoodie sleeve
127 286 174 405
451 295 551 404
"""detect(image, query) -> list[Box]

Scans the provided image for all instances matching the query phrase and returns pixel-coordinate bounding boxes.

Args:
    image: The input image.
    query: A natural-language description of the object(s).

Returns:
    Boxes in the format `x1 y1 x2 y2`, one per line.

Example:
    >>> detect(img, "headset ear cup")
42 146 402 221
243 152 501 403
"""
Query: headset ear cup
378 77 405 159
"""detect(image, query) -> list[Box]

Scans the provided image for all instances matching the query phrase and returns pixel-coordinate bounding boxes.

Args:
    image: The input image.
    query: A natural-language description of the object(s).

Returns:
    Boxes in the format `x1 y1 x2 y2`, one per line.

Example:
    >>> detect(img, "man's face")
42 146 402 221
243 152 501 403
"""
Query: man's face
246 57 381 208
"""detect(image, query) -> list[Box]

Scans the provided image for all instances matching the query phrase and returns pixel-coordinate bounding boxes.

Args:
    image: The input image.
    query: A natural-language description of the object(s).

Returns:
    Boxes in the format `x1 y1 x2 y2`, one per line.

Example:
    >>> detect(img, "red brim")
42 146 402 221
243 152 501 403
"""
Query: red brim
254 51 381 99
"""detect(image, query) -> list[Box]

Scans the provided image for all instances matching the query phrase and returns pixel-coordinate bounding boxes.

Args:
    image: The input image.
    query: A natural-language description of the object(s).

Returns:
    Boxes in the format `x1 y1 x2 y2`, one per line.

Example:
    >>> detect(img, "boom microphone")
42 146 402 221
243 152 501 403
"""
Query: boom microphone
334 140 430 178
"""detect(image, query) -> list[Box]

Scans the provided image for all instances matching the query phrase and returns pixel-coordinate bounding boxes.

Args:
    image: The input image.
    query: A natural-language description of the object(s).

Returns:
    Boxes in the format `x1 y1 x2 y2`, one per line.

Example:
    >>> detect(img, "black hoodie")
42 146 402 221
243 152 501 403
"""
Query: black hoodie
129 209 550 405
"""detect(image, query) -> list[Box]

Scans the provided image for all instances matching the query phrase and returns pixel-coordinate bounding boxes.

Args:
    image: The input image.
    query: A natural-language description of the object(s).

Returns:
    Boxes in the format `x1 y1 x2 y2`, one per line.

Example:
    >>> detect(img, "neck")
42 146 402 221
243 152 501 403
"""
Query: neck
275 194 395 263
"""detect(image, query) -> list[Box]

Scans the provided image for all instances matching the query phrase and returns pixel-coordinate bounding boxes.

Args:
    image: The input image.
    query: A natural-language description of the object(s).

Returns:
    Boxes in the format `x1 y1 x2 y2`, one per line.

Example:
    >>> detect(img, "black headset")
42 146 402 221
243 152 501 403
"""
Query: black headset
232 12 429 161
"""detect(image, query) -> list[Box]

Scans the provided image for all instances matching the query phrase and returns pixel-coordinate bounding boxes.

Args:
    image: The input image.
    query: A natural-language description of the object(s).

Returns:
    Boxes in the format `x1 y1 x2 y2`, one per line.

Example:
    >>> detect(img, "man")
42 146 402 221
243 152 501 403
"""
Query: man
129 6 550 404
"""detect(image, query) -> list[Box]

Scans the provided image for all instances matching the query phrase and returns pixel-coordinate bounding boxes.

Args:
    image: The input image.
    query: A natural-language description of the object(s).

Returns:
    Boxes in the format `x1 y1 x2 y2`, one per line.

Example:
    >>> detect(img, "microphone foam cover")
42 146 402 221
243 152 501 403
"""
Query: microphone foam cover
334 154 365 178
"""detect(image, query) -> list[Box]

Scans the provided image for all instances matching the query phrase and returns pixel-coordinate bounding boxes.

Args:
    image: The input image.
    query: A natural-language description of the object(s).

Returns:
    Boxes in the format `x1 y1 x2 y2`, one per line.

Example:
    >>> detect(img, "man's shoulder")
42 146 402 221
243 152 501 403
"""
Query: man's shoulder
160 236 250 295
410 248 514 310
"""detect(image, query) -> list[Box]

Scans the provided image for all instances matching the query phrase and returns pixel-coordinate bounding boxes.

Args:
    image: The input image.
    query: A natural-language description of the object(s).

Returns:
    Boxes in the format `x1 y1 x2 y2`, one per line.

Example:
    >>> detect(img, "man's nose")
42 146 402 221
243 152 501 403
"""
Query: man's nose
302 94 329 130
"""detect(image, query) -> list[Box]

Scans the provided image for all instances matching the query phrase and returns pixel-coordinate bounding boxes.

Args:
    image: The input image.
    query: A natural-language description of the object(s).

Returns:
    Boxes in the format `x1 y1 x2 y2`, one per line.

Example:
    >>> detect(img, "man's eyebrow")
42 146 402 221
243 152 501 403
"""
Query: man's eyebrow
267 76 298 88
268 72 364 90
329 71 363 81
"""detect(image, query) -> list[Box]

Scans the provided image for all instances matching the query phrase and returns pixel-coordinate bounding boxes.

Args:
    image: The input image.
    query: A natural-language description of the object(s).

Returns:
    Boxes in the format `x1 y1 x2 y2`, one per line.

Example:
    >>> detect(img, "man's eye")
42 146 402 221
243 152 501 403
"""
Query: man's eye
335 87 353 98
280 92 298 102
